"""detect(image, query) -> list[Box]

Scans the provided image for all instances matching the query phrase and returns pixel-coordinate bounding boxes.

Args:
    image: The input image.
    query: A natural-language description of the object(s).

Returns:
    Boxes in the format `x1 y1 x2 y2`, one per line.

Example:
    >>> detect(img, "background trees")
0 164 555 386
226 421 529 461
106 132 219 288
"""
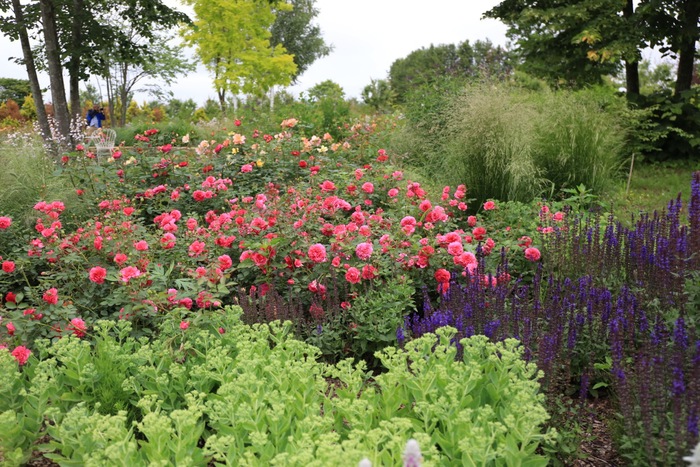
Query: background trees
387 40 514 103
0 0 190 146
270 0 331 83
484 0 699 97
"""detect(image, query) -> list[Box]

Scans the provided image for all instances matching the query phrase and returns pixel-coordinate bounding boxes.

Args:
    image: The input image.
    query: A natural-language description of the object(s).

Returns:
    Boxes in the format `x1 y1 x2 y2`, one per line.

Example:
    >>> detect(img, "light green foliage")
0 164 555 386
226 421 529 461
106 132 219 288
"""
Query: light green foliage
0 309 553 465
330 328 553 465
181 0 297 103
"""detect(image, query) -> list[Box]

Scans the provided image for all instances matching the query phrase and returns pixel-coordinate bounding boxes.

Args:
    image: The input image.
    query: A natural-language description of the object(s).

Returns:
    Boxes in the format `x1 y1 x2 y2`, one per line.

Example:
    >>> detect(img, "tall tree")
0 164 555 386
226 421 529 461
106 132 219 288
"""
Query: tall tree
181 0 297 114
39 0 71 144
269 0 331 83
484 0 630 90
1 0 190 145
485 0 699 97
641 0 700 94
1 0 52 139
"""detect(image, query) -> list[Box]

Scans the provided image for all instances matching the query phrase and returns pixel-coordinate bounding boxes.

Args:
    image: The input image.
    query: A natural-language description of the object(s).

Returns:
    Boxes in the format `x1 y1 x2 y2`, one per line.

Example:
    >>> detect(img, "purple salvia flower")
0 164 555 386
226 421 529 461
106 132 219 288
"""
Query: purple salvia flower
396 326 405 347
672 365 686 396
688 409 699 438
675 318 689 351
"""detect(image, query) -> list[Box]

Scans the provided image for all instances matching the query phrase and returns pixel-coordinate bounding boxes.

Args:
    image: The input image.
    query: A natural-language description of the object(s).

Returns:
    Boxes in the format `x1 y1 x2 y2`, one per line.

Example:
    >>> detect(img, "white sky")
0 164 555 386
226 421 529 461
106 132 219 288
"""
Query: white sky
0 1 509 105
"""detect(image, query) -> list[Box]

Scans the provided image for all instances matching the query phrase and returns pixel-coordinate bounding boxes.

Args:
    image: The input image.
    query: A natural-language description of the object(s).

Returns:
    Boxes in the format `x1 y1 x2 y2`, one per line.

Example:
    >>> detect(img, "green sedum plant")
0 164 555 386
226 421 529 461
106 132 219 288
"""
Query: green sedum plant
0 307 554 466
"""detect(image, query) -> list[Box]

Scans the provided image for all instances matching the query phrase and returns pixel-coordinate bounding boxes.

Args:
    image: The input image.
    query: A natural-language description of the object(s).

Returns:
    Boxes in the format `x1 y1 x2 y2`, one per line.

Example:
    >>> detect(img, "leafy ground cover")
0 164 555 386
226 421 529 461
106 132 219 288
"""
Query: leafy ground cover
0 116 698 465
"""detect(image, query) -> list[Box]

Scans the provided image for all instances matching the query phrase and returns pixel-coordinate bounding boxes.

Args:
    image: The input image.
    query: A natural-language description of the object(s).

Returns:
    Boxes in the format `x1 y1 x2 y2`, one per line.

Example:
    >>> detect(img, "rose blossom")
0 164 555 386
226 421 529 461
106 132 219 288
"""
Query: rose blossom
114 253 128 265
89 266 107 284
0 216 12 229
69 318 87 338
134 240 149 251
218 254 233 270
11 346 31 365
525 247 541 262
308 244 327 263
119 266 142 282
2 260 15 273
345 267 361 284
355 242 374 260
43 288 59 305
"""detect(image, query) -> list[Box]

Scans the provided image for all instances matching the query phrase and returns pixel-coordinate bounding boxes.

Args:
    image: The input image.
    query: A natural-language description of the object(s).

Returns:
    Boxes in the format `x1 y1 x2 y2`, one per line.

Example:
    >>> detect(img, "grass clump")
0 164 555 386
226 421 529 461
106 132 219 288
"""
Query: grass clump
394 82 628 207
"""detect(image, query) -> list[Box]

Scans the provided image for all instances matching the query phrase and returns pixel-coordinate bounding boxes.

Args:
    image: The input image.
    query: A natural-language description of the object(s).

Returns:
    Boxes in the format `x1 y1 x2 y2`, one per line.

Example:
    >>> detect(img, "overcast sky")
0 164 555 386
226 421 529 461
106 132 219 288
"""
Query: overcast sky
0 1 509 105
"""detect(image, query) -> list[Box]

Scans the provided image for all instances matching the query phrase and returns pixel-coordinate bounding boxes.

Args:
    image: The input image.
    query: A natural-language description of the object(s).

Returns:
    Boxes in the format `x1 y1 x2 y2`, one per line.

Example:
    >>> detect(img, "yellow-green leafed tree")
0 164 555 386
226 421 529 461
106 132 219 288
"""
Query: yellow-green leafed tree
181 0 297 113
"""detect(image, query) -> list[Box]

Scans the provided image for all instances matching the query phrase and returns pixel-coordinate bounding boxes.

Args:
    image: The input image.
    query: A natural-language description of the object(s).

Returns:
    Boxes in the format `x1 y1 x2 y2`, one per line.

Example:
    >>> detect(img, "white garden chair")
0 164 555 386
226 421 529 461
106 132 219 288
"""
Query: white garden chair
90 129 116 159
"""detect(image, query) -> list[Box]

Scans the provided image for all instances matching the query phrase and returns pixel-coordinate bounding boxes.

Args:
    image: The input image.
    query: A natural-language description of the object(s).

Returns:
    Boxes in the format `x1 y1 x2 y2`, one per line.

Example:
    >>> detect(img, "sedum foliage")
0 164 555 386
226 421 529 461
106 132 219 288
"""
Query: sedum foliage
0 307 554 466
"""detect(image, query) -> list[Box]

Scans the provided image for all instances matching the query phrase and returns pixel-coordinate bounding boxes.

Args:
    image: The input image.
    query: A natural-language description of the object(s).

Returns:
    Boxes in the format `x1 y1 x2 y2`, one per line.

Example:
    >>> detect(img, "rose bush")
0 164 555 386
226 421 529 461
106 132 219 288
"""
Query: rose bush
1 118 549 357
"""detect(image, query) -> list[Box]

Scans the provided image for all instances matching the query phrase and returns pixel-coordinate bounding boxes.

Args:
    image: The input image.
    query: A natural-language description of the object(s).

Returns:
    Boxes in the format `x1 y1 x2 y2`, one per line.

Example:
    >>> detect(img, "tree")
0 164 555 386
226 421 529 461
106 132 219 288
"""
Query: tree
100 26 194 127
484 0 632 90
641 0 700 94
485 0 699 97
388 40 514 103
361 78 393 111
0 0 190 145
0 77 31 102
0 0 52 140
39 0 71 143
307 79 344 102
269 0 331 83
53 0 190 119
182 0 297 114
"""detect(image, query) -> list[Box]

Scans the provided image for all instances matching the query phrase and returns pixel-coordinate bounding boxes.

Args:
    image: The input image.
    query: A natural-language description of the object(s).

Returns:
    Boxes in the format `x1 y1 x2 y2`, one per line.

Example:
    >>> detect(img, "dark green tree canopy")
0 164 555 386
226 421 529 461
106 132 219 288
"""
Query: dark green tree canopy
269 0 331 82
0 77 31 102
485 0 699 94
388 39 514 103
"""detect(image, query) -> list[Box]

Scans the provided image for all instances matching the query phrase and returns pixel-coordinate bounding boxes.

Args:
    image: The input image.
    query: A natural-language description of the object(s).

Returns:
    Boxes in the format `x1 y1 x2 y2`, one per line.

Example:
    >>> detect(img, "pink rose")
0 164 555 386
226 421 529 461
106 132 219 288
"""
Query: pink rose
119 266 142 283
355 242 374 261
43 288 59 305
308 244 327 263
2 261 15 273
345 267 361 284
525 247 541 262
11 346 31 365
89 266 107 284
69 318 86 338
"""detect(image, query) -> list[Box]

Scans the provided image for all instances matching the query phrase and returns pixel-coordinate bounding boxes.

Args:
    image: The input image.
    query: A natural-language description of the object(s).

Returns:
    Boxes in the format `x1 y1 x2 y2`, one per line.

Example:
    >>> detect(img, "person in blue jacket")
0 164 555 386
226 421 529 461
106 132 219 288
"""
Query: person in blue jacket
86 104 106 130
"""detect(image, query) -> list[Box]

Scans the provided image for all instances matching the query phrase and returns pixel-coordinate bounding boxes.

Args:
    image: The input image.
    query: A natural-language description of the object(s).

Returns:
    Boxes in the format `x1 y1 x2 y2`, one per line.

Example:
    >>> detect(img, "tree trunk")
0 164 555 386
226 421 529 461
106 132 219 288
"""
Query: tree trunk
105 67 115 127
625 60 640 97
120 63 128 126
674 0 700 95
39 0 71 146
622 0 640 98
67 0 85 120
11 0 51 140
